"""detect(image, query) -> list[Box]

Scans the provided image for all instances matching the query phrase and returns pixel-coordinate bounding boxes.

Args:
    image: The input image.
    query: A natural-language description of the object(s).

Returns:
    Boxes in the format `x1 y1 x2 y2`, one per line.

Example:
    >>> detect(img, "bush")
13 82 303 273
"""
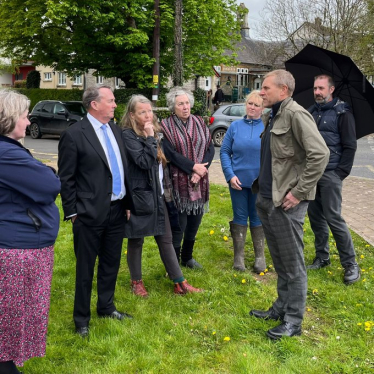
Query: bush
14 80 27 88
114 103 127 124
193 87 208 116
26 70 41 89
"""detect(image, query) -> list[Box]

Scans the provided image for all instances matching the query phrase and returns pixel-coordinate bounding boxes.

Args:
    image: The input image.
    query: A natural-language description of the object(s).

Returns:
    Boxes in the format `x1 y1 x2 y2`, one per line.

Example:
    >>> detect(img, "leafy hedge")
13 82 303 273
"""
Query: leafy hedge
14 86 207 118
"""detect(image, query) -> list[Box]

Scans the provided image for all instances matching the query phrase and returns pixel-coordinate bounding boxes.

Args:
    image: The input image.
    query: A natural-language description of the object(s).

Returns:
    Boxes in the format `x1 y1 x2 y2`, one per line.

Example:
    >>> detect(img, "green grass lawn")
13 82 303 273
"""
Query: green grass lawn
24 184 374 373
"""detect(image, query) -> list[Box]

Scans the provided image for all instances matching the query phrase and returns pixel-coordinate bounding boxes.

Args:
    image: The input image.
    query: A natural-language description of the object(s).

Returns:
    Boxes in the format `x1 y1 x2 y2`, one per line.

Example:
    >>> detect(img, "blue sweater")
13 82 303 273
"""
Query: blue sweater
0 136 61 249
220 117 263 188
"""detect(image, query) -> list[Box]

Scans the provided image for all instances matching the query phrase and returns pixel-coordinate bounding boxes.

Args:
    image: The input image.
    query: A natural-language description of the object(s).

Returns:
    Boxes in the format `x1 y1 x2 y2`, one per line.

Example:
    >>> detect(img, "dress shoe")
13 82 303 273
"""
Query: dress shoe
131 280 149 298
75 326 89 338
266 321 302 340
181 258 203 269
174 280 204 295
249 307 283 321
344 263 360 284
98 310 133 320
306 257 331 270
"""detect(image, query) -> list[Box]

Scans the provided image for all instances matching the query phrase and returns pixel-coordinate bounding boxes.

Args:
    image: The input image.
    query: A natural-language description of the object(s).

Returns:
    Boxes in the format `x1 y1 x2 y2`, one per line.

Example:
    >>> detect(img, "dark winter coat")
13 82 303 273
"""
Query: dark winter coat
122 128 166 238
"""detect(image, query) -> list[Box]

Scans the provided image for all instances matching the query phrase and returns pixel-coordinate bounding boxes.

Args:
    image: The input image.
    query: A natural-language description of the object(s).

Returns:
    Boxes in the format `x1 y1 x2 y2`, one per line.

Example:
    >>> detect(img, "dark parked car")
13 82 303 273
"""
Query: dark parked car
28 100 87 139
207 103 246 146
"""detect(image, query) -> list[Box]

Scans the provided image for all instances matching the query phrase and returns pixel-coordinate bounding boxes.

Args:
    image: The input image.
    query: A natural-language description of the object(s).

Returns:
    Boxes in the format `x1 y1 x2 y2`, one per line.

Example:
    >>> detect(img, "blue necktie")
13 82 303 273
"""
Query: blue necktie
101 124 122 196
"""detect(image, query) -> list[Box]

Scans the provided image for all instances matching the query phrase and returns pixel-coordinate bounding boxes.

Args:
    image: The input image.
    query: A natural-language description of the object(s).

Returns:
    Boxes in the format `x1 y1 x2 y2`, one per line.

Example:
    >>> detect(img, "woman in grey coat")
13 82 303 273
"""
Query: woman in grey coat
121 95 202 297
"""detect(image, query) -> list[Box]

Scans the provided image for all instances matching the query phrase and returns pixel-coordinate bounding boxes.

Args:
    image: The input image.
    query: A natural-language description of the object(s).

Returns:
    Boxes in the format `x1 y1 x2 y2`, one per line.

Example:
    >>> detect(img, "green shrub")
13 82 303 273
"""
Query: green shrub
26 70 41 89
114 103 127 123
14 80 27 88
193 87 208 116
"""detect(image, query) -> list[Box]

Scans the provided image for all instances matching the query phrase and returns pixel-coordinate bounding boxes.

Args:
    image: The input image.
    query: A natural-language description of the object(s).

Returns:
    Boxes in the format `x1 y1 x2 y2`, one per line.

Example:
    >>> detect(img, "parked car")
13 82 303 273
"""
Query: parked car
207 103 246 146
28 100 87 139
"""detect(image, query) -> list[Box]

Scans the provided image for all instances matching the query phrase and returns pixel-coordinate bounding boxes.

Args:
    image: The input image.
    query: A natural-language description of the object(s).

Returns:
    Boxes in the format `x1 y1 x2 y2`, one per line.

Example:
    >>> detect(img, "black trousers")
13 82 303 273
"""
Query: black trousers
72 201 126 328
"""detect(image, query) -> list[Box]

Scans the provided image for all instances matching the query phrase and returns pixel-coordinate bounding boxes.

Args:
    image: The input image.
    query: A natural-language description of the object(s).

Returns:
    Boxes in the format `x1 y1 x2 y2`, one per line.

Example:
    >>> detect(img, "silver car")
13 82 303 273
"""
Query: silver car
207 104 246 146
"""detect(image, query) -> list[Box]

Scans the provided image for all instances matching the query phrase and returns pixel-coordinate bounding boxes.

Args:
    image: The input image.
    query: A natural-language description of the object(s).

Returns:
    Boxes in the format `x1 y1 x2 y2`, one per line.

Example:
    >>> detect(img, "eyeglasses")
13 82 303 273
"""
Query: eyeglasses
246 102 261 108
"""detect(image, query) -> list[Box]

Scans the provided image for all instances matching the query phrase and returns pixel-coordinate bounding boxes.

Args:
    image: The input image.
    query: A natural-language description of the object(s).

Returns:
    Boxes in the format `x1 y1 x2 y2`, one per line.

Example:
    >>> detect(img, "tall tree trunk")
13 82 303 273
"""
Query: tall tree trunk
152 0 160 103
173 0 183 86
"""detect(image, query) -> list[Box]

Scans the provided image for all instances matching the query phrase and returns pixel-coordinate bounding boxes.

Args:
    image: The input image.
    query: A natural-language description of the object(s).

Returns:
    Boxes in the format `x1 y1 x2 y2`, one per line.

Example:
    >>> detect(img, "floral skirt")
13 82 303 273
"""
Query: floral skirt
0 246 54 367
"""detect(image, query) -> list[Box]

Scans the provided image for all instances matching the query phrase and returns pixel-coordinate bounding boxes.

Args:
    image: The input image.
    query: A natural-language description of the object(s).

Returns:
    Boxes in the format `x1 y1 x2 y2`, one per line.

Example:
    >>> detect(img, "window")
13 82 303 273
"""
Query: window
96 76 104 84
73 75 82 85
44 72 52 81
54 103 65 114
58 72 66 86
41 103 54 113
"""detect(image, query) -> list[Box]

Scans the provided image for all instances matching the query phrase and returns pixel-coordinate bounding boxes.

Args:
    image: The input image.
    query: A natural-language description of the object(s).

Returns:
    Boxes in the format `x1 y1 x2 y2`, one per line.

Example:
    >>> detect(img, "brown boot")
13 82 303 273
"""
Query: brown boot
250 226 266 273
174 280 203 295
131 280 149 298
229 221 247 271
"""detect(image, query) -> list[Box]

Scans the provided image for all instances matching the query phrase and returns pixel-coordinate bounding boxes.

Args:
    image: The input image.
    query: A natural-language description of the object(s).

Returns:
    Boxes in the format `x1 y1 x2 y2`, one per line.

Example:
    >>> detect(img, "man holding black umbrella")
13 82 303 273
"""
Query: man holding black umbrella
306 74 361 285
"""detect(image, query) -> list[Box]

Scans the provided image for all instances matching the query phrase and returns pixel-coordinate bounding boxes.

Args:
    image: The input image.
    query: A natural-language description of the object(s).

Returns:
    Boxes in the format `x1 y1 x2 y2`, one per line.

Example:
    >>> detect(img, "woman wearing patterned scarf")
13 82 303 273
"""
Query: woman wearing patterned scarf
161 87 215 269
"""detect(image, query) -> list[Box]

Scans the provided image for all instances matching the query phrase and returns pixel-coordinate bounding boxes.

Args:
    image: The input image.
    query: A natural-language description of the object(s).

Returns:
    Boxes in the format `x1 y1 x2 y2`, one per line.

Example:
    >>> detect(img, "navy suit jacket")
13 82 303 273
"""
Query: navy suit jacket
58 116 128 226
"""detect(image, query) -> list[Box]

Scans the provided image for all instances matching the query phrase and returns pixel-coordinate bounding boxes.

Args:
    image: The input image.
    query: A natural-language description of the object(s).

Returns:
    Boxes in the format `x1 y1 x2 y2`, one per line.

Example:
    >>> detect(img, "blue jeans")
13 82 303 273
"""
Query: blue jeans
229 186 261 227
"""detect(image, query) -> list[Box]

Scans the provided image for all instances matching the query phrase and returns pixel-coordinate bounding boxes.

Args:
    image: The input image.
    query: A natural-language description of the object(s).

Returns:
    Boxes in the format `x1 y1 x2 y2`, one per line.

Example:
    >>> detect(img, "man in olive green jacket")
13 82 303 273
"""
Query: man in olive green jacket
250 70 329 340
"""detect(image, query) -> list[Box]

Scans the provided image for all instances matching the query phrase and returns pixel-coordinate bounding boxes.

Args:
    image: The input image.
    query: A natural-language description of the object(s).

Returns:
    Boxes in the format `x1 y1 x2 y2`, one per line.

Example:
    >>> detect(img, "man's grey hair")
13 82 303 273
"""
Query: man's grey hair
264 70 295 96
82 84 113 110
0 89 30 136
166 86 194 112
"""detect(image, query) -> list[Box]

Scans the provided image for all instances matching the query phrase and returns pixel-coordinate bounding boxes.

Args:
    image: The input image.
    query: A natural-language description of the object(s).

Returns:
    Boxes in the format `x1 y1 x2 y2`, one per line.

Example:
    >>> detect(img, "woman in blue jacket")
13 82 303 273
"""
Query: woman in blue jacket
121 95 202 297
0 90 60 374
220 91 266 273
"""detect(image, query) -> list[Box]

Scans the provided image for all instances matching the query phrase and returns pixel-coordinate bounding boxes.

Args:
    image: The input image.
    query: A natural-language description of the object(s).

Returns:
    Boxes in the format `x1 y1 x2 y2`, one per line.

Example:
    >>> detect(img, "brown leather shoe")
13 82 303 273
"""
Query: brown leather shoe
131 280 149 298
174 280 203 295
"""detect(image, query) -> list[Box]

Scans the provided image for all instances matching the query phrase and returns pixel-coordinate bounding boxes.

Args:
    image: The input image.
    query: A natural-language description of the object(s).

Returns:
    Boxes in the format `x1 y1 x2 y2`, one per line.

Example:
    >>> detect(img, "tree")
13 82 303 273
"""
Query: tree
0 0 245 88
26 70 41 88
253 0 373 75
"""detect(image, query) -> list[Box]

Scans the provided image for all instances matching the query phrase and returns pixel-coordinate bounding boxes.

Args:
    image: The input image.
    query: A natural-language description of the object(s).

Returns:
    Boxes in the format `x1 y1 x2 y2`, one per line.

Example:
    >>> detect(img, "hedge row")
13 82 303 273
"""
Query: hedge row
13 87 208 120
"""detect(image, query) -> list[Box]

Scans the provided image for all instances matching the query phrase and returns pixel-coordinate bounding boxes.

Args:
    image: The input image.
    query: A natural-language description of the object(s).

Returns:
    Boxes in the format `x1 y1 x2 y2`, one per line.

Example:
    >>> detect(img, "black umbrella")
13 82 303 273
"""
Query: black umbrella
285 44 374 139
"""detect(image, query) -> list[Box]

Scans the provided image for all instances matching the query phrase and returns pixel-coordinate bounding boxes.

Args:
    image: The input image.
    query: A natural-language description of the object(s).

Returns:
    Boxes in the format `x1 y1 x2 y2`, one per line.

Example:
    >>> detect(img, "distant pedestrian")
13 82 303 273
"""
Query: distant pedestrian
220 90 266 273
249 70 329 340
213 84 225 111
306 74 360 285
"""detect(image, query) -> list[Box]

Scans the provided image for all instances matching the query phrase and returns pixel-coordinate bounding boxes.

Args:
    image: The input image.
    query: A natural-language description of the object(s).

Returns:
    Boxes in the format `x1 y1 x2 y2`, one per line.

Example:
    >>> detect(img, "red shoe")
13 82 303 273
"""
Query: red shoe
131 280 149 298
174 280 203 295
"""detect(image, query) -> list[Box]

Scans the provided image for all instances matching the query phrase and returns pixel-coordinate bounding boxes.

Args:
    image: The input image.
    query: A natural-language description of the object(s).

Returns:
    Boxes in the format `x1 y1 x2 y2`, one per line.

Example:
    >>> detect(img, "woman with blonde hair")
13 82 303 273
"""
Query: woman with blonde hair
121 95 202 296
0 90 60 373
220 90 266 273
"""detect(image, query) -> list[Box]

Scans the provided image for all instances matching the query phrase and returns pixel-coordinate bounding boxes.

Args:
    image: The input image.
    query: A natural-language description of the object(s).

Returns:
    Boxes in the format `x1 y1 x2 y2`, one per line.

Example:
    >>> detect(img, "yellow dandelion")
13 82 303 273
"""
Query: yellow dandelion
220 193 224 196
362 279 367 282
364 321 373 327
264 268 269 273
233 274 237 277
269 265 273 268
357 322 362 326
259 272 265 276
209 230 214 235
307 308 311 312
356 304 363 307
303 228 306 232
223 336 230 341
125 250 128 255
365 244 370 247
223 236 228 241
312 289 318 295
360 255 365 259
241 279 246 284
212 331 216 335
369 267 373 270
365 327 371 331
328 271 332 275
362 269 366 272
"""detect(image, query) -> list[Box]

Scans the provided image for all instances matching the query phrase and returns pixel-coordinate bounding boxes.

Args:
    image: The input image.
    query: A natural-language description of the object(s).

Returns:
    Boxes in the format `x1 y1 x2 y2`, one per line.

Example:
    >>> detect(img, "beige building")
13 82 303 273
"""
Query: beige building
36 66 124 90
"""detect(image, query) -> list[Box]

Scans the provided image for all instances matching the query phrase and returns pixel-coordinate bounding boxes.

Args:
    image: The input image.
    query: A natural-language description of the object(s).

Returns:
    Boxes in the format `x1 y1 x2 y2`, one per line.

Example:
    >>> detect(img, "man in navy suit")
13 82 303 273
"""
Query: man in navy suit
58 85 132 338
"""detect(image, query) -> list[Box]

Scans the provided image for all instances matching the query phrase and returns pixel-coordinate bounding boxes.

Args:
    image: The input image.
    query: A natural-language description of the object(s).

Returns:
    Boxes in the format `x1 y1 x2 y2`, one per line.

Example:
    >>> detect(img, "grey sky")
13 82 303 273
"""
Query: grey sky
237 0 265 39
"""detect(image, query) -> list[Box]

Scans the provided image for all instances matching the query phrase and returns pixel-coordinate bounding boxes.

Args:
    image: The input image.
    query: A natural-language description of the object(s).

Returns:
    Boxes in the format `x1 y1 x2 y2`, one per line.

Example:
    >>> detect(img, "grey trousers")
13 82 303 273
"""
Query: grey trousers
308 170 356 267
256 194 308 325
127 201 183 281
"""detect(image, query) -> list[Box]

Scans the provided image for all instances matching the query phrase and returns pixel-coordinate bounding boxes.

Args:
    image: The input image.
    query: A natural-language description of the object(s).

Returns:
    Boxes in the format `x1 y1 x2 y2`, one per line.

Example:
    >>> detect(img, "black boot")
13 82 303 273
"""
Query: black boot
0 361 21 374
181 239 202 269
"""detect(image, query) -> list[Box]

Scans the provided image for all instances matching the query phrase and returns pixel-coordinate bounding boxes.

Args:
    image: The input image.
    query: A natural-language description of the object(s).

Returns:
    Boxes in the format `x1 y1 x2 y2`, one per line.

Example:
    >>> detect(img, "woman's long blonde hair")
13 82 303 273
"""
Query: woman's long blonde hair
121 95 167 167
